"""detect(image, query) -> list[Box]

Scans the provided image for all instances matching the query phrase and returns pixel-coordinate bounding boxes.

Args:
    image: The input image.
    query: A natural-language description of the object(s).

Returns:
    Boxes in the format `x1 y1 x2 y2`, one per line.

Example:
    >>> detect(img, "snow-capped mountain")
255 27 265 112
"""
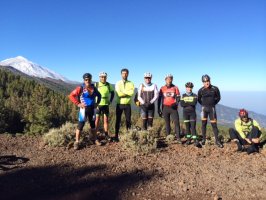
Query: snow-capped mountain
0 56 70 82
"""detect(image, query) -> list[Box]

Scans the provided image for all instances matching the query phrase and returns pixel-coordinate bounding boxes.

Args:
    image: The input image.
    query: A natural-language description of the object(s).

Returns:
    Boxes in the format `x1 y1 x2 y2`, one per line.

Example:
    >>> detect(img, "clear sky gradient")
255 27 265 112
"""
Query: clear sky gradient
0 0 265 93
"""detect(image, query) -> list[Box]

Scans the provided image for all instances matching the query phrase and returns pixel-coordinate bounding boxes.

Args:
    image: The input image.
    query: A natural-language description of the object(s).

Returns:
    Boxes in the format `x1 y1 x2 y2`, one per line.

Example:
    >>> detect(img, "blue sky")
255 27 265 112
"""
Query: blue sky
0 0 265 93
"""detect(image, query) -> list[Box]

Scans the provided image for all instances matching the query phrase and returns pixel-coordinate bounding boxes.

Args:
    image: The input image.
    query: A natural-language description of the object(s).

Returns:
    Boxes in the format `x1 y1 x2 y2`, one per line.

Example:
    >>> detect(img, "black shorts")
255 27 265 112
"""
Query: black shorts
77 106 95 130
95 105 109 116
201 106 217 123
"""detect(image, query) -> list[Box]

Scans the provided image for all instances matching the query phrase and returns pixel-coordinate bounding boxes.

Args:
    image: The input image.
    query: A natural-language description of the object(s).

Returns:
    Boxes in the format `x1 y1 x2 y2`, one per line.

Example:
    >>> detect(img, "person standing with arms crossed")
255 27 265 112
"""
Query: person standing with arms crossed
114 68 135 142
198 74 223 148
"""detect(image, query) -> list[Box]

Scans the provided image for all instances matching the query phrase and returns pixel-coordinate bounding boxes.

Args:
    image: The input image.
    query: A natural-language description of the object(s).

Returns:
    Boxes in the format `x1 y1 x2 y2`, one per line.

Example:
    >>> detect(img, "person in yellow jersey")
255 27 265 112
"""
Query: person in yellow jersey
94 72 114 141
229 109 262 154
114 68 135 142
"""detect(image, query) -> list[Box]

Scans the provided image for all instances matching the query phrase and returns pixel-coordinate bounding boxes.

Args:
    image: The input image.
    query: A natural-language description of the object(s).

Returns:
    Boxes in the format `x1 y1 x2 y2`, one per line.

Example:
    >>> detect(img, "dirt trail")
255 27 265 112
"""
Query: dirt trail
0 134 265 200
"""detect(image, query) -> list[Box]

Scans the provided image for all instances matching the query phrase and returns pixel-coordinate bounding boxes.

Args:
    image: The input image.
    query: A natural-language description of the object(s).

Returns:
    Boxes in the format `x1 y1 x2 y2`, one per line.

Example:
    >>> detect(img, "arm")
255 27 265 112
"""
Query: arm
123 82 134 97
215 87 221 104
115 81 127 97
137 84 145 104
175 86 180 104
110 91 114 103
157 89 162 111
150 84 159 104
198 89 202 105
94 88 101 105
235 119 246 139
68 86 81 106
180 95 186 107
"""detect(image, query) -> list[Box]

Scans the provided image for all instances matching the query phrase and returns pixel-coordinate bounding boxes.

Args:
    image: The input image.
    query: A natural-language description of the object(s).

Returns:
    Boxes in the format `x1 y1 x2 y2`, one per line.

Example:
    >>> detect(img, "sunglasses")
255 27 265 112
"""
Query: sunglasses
145 77 151 79
84 79 91 81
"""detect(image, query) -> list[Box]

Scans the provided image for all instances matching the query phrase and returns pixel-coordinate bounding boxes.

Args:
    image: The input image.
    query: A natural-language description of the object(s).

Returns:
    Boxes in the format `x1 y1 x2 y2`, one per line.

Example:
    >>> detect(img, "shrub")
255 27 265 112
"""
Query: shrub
120 127 158 154
43 122 92 147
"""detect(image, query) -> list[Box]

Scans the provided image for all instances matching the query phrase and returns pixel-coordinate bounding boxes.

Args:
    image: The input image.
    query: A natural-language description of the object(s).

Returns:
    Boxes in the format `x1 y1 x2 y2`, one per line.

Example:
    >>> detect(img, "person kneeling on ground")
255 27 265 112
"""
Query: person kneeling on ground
229 109 262 154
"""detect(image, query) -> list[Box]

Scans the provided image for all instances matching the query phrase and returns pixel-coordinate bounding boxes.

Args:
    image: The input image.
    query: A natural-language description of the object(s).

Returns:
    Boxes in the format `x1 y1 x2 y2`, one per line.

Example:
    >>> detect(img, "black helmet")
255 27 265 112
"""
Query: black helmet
185 82 194 88
202 74 210 82
83 73 92 79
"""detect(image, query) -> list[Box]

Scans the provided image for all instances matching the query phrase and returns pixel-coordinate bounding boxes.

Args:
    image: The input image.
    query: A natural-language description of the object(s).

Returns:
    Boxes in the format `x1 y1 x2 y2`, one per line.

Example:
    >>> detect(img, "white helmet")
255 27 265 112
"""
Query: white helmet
99 72 107 77
165 74 173 79
144 72 152 78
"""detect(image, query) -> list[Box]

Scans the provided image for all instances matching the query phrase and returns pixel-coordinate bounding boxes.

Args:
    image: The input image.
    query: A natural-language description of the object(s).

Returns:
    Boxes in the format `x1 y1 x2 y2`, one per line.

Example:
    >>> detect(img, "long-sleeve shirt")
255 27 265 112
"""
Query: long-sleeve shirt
198 85 221 107
137 83 159 105
235 118 261 139
158 84 180 110
115 80 134 104
180 93 197 113
69 84 101 106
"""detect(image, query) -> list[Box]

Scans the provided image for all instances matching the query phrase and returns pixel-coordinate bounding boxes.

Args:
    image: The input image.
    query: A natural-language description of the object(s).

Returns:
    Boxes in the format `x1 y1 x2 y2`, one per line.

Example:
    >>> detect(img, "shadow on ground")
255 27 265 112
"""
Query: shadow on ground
0 155 29 171
0 164 156 200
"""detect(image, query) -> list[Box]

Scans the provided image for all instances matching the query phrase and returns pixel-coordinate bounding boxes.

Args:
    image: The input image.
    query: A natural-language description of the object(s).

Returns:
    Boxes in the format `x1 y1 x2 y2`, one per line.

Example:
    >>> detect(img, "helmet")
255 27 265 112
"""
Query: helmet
239 109 248 118
99 72 107 77
165 74 173 79
202 74 210 82
83 73 92 79
185 82 194 88
144 72 152 78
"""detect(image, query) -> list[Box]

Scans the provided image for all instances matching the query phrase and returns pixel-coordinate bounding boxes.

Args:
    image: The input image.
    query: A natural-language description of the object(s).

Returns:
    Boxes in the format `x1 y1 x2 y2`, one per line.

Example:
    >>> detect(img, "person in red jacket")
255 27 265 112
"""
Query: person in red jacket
158 74 181 143
69 73 101 150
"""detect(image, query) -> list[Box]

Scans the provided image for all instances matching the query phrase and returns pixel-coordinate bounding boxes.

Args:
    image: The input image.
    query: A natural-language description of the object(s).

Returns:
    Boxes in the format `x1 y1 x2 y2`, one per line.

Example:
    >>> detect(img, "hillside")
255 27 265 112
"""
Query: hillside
0 65 78 94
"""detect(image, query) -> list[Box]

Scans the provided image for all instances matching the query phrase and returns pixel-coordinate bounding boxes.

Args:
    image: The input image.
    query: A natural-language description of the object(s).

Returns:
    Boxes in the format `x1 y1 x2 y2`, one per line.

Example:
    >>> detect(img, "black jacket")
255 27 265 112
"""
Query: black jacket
198 85 221 107
180 93 197 112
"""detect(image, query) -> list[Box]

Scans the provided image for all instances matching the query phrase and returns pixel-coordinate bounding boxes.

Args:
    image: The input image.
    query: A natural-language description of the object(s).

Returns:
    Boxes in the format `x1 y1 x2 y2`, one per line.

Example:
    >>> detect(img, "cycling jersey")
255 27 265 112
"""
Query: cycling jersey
198 85 220 107
115 80 134 104
69 84 101 106
180 93 197 112
95 82 114 106
235 118 261 139
158 84 180 107
137 83 159 104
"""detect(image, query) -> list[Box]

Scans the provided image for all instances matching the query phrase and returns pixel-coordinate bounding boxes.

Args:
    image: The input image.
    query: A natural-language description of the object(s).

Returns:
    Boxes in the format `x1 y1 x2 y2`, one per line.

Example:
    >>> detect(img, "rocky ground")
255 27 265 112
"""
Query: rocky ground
0 134 266 200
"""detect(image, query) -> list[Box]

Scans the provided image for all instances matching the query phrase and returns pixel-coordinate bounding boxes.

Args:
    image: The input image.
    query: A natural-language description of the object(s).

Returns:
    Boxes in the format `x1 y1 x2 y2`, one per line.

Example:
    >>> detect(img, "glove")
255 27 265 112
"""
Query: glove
158 109 162 118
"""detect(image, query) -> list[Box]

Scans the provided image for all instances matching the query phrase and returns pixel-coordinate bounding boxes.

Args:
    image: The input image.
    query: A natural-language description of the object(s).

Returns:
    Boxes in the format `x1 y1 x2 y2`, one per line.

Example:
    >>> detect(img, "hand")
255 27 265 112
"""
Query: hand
158 110 162 118
94 103 99 108
245 138 252 144
78 103 85 108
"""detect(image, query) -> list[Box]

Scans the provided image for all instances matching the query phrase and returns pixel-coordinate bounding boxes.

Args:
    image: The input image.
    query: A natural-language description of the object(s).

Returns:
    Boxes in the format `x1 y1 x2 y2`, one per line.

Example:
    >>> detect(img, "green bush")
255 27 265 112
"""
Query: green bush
120 127 158 154
43 122 92 147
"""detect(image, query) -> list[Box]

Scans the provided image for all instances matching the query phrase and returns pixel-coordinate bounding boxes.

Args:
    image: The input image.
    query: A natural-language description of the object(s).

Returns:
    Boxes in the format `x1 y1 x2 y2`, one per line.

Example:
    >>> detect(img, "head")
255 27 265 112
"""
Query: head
239 109 249 122
165 74 173 86
202 74 211 88
83 73 92 87
121 68 129 81
144 72 152 84
185 82 194 93
99 72 107 84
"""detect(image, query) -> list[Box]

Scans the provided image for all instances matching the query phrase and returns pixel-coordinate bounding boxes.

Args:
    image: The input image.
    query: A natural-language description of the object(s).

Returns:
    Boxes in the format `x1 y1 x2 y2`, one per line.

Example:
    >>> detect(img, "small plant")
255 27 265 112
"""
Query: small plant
120 126 158 154
43 122 92 147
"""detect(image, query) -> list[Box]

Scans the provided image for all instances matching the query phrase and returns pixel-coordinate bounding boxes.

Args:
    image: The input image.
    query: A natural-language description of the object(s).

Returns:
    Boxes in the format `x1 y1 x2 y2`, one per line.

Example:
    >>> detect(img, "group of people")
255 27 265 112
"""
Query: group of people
69 69 263 154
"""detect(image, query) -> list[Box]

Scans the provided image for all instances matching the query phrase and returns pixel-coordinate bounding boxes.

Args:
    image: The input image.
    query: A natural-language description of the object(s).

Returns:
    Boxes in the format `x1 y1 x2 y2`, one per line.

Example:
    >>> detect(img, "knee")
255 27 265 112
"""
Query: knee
202 120 207 126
